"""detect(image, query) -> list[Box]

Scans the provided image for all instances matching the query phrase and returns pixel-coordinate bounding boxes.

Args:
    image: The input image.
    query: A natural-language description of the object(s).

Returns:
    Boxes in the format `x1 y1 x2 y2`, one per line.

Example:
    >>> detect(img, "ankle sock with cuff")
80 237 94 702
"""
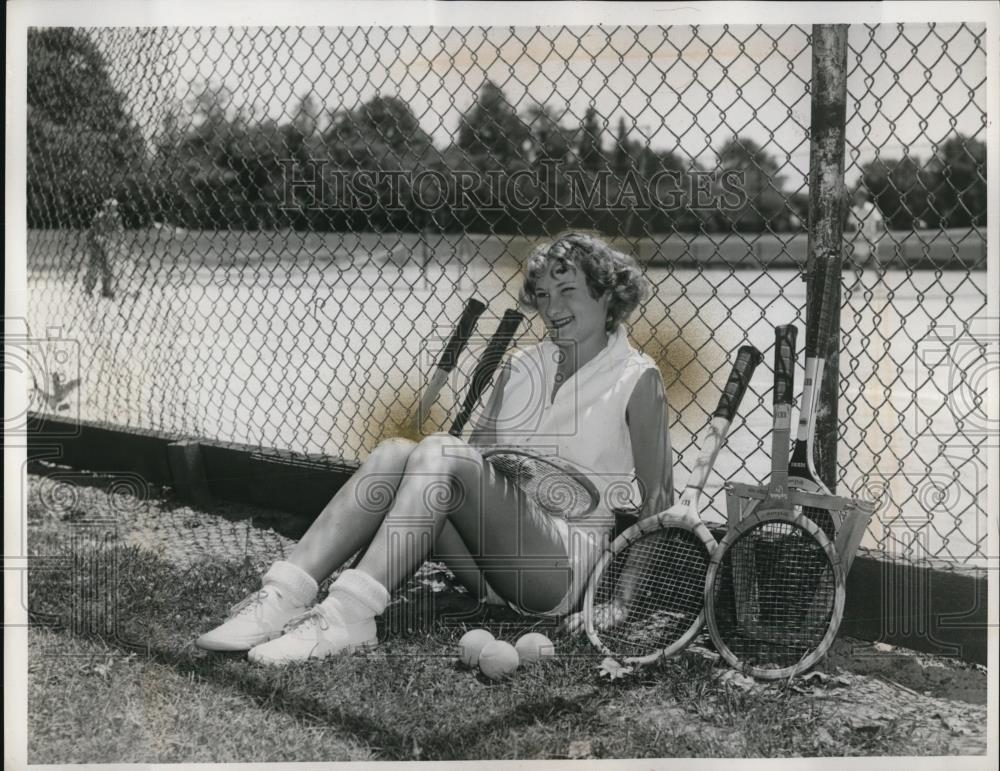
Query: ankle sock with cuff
262 560 319 607
318 569 391 625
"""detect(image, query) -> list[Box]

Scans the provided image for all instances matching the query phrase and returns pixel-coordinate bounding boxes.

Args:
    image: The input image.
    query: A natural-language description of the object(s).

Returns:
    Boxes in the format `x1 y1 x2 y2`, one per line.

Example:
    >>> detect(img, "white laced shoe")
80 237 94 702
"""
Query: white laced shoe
195 586 307 651
247 605 378 666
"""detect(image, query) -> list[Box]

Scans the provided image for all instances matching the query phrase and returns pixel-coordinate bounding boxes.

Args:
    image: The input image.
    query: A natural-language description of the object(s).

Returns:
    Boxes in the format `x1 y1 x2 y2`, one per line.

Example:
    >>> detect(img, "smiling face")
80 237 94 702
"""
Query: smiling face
533 261 611 349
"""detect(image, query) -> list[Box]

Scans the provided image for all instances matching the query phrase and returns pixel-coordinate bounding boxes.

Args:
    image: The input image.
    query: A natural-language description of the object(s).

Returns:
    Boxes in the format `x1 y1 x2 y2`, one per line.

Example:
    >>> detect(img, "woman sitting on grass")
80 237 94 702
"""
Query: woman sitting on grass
196 232 674 664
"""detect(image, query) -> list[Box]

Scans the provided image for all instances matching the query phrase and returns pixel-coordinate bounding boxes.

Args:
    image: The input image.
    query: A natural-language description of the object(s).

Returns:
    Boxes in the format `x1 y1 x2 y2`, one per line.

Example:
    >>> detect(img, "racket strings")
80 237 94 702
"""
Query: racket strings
592 528 711 658
799 504 837 542
486 453 595 520
711 520 836 669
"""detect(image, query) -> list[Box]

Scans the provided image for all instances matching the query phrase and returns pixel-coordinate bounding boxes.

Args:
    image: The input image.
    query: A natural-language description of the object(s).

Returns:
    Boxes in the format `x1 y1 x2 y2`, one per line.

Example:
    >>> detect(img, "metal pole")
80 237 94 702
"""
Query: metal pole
806 25 848 492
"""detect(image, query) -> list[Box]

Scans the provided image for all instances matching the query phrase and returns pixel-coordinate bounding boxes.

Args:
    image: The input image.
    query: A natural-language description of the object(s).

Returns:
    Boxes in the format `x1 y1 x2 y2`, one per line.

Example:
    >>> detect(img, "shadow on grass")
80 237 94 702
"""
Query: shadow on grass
28 530 949 760
26 459 315 543
26 536 629 759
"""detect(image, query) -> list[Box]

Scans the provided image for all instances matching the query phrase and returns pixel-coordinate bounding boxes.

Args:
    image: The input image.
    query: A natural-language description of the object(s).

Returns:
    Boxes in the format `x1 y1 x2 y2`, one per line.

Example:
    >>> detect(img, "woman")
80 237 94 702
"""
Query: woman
195 233 673 664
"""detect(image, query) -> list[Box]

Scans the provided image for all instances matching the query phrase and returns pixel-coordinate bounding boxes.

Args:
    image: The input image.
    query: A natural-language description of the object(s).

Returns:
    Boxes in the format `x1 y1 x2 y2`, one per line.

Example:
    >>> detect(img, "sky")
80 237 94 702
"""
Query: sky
96 22 987 189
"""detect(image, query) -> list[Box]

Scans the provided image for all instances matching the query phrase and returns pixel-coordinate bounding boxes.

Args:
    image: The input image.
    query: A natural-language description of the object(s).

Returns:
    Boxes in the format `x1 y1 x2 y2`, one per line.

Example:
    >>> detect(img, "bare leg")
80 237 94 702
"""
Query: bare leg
434 520 491 600
196 437 424 654
287 437 416 582
355 433 573 615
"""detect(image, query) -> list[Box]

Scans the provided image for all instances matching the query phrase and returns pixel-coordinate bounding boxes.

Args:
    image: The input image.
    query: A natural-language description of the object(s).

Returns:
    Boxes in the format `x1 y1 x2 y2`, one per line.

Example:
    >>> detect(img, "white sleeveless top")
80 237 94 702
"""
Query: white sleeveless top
491 327 659 527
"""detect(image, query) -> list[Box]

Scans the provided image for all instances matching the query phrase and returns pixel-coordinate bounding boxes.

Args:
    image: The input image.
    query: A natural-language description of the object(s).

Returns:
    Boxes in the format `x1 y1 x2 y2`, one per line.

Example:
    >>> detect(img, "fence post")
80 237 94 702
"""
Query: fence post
806 25 848 492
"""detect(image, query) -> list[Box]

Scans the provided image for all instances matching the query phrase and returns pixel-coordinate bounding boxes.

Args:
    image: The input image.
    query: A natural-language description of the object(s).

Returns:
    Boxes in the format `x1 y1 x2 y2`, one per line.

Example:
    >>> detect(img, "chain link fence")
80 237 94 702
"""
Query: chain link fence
25 24 988 565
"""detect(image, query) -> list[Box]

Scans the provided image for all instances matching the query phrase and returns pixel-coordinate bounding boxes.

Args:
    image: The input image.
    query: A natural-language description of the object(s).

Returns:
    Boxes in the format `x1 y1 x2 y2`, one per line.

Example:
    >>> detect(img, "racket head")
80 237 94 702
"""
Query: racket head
583 508 717 666
704 508 846 680
481 448 600 521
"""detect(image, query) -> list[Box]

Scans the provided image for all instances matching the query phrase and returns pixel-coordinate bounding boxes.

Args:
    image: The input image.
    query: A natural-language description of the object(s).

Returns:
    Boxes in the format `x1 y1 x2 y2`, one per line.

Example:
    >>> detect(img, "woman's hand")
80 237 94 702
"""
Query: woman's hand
560 598 627 636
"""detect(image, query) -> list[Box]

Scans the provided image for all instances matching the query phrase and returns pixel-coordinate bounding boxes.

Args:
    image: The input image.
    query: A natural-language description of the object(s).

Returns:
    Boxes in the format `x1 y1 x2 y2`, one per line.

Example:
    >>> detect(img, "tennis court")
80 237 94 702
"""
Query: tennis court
26 230 987 560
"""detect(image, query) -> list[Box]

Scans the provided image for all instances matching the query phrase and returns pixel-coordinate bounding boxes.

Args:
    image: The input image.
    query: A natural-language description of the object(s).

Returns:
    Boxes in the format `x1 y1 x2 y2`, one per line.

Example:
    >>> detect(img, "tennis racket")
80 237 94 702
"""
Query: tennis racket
705 325 845 679
727 324 798 635
704 509 846 680
582 344 763 665
414 297 487 432
788 253 841 540
480 448 601 521
449 308 525 437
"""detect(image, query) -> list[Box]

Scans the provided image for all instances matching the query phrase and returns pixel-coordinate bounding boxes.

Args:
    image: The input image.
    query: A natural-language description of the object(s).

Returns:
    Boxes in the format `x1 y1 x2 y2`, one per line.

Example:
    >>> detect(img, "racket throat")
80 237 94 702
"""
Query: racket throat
769 406 792 497
788 442 819 483
794 358 825 443
678 490 700 509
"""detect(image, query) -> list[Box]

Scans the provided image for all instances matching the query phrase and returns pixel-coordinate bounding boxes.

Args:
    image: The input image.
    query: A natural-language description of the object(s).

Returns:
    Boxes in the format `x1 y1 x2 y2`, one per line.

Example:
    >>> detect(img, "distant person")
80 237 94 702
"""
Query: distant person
84 198 123 299
847 187 885 266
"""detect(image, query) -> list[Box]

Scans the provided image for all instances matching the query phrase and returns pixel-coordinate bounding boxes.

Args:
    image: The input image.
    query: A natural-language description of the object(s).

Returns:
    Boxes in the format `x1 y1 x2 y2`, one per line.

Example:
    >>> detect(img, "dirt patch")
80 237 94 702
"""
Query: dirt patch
824 638 987 705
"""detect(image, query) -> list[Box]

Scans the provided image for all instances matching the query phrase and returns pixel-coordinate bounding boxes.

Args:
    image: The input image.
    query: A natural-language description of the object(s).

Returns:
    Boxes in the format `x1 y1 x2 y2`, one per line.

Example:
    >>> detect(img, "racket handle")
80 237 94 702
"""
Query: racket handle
805 255 839 359
438 298 487 375
416 297 487 421
449 308 525 437
713 345 763 421
773 325 798 407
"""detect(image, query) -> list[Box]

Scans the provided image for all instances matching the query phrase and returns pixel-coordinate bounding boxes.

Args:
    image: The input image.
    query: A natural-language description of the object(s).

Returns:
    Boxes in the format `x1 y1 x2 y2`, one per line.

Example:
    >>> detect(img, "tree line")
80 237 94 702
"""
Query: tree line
28 28 987 234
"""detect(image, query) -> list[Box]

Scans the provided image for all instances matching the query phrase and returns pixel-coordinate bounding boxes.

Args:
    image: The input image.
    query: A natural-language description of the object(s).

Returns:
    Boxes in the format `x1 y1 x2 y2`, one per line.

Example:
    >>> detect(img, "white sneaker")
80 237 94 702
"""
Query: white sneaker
195 586 307 651
247 605 378 665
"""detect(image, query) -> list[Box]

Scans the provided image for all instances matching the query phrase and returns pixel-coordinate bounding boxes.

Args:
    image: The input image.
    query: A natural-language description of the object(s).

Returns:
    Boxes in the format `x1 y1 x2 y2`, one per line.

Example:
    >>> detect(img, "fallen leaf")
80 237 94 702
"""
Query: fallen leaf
815 726 835 746
597 657 633 681
717 669 758 691
846 714 887 731
567 740 593 759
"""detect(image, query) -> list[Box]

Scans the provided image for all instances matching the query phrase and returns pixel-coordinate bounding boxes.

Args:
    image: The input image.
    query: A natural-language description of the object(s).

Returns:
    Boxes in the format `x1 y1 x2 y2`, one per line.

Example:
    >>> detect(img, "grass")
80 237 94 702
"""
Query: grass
28 628 373 764
24 475 987 762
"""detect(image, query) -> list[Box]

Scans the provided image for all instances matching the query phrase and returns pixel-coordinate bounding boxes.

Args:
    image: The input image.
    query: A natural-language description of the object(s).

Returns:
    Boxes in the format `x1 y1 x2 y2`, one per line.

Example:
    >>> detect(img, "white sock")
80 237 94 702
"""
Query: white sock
319 569 390 625
262 560 319 607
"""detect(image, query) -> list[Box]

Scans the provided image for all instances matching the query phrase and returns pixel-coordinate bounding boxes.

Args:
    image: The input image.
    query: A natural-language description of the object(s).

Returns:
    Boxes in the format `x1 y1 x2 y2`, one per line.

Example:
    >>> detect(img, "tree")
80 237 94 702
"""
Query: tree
714 136 788 232
860 155 928 231
323 95 432 169
456 80 530 167
612 117 640 176
317 95 436 231
284 93 321 165
578 105 605 172
923 135 987 228
27 28 146 227
355 95 432 158
525 103 573 165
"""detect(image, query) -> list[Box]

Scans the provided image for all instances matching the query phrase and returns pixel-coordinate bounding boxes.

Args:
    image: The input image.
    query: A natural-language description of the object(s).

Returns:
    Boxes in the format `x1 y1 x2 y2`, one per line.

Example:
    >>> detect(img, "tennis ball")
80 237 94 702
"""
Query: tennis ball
458 629 495 668
478 640 520 680
514 632 556 663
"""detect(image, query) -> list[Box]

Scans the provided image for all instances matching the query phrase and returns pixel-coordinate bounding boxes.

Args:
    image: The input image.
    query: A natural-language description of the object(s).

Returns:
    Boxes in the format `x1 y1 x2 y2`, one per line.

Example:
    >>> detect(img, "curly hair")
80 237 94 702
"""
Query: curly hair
518 232 651 332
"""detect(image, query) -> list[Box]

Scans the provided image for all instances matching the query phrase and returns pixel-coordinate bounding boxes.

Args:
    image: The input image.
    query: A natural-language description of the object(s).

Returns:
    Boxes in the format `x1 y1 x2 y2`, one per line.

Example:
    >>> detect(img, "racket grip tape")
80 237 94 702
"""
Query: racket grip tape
713 345 763 421
773 325 798 407
449 308 525 436
437 298 487 373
